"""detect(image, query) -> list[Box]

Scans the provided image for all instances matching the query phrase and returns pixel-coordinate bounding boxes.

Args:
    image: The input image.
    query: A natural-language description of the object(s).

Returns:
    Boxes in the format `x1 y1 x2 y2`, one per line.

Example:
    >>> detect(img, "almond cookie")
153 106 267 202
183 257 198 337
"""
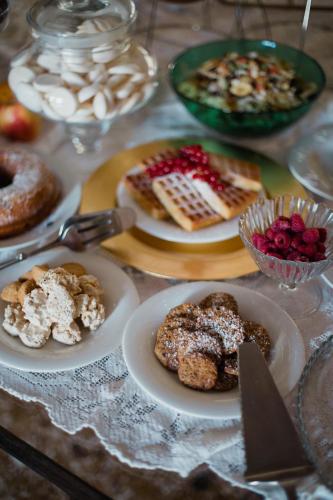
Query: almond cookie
197 306 245 355
31 264 49 282
19 323 50 349
46 284 76 327
23 288 52 329
61 262 86 277
38 268 81 295
18 280 36 306
3 303 27 336
199 292 238 315
78 274 103 298
0 281 21 303
244 320 271 358
75 294 105 331
52 321 82 345
214 369 238 391
178 352 218 391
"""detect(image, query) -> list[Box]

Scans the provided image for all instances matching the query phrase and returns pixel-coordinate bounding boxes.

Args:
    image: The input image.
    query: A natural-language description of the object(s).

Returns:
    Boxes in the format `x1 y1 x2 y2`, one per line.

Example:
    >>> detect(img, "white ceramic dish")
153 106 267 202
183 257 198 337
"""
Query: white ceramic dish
123 282 305 419
0 153 81 252
0 248 139 372
116 166 239 244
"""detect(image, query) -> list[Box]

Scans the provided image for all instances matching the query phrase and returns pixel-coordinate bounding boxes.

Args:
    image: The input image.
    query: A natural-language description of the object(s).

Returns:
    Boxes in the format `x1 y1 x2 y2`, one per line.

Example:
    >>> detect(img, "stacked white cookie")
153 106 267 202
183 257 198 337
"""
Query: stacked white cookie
1 263 105 349
9 20 157 123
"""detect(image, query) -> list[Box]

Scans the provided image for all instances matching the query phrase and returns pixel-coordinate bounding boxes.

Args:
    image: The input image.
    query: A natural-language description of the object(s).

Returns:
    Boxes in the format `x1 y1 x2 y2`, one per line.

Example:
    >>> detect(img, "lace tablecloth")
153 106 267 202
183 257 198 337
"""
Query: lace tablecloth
1 2 333 497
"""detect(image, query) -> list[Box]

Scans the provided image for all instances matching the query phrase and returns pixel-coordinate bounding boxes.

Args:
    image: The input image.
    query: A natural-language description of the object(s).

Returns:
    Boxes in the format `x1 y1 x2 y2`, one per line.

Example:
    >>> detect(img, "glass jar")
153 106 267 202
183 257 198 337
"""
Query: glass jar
8 0 157 153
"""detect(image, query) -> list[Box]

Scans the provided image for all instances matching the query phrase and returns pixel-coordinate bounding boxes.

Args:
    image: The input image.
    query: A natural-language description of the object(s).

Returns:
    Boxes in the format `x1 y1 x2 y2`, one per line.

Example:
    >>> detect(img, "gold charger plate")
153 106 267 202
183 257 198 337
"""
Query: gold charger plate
81 137 305 280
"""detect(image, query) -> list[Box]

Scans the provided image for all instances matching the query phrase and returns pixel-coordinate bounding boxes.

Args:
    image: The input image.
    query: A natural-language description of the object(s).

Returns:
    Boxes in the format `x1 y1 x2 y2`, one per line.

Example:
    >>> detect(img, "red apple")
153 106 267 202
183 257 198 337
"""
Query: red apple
0 102 41 142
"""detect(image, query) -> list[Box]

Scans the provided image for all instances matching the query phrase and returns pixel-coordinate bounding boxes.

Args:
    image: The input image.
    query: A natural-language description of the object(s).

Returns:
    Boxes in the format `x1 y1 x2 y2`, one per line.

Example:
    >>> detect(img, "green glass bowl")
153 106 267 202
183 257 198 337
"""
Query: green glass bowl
169 39 326 137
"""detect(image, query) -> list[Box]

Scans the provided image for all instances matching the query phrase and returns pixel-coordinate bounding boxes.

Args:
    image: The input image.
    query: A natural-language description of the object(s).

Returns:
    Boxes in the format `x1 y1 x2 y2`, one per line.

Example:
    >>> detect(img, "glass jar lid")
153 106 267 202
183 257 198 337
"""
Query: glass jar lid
27 0 136 48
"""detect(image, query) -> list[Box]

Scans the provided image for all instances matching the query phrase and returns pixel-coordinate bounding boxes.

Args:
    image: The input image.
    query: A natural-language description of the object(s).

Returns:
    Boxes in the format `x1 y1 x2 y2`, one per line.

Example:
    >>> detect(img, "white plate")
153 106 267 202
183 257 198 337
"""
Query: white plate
123 282 305 419
0 153 81 252
116 167 238 244
0 248 139 372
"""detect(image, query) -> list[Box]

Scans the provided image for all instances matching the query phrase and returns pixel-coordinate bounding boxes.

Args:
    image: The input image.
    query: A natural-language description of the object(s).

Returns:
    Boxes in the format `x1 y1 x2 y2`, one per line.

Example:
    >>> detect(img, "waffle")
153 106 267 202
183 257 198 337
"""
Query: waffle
191 177 259 219
124 172 168 220
152 173 221 231
137 149 178 170
209 153 262 192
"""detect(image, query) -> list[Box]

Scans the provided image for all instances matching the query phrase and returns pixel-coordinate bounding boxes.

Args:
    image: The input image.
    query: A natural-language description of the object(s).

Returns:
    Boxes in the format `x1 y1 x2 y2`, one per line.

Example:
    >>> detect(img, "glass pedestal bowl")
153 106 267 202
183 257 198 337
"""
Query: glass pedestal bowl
289 125 333 290
239 195 333 319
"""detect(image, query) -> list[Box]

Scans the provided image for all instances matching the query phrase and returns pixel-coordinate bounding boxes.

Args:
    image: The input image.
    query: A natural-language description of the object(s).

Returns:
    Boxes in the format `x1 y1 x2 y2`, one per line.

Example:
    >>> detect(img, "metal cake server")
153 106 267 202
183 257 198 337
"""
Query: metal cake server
238 343 314 499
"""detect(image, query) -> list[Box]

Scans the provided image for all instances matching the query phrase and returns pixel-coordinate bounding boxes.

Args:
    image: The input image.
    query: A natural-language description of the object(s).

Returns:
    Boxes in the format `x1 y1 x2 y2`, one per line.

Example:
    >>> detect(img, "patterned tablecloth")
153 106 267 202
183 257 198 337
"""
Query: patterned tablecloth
0 2 333 498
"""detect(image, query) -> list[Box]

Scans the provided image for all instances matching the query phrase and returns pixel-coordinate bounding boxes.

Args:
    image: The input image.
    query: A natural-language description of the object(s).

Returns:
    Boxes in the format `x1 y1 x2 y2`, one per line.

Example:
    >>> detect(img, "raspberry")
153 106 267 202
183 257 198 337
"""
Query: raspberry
266 251 282 259
302 228 320 244
274 231 291 249
286 251 301 261
317 242 326 254
295 255 309 262
290 213 306 233
180 145 209 165
318 228 327 243
252 233 266 249
314 253 326 261
260 242 272 254
271 216 291 232
297 243 317 258
291 234 303 250
265 228 276 241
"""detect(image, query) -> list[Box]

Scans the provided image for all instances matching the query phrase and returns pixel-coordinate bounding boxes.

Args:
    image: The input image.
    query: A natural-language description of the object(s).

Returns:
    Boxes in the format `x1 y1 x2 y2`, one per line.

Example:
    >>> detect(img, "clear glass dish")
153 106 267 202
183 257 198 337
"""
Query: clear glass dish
297 335 333 491
239 195 333 318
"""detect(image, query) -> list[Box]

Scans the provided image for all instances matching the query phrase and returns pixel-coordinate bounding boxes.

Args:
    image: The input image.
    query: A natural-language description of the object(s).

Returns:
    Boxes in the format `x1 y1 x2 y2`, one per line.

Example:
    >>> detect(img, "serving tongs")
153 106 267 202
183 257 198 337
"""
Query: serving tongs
239 343 314 499
0 208 136 271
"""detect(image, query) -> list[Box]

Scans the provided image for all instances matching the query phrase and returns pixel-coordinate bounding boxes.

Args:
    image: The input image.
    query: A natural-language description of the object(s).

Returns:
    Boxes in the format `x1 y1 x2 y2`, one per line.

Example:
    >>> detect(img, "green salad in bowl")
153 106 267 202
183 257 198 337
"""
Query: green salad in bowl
170 40 326 137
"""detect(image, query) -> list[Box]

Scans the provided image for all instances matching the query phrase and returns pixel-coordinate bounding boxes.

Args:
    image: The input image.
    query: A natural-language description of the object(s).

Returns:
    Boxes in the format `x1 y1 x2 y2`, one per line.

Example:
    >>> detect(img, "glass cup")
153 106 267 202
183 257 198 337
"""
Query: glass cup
239 195 333 318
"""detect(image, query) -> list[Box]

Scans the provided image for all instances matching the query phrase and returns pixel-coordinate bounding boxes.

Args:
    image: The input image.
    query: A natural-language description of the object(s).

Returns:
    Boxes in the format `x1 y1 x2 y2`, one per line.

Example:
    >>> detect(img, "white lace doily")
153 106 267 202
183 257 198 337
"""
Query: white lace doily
0 265 332 499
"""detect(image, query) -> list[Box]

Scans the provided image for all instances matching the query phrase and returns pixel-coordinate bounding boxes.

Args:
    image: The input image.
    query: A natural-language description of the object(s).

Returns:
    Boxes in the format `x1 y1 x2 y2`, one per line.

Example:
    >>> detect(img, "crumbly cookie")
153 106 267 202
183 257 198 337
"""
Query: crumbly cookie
3 303 27 336
75 294 105 331
0 281 21 303
61 262 87 277
199 292 238 315
19 323 50 349
52 321 82 345
197 306 245 355
18 280 36 306
31 264 49 283
46 284 76 327
23 288 52 329
214 369 238 391
223 354 239 376
38 268 81 296
178 352 218 391
78 274 103 298
154 324 185 371
177 328 224 362
165 303 202 322
244 320 271 358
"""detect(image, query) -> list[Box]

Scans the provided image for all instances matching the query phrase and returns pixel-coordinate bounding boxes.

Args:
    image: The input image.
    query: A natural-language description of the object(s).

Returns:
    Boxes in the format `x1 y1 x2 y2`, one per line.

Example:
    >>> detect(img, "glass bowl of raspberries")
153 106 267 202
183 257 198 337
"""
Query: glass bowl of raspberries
239 195 333 317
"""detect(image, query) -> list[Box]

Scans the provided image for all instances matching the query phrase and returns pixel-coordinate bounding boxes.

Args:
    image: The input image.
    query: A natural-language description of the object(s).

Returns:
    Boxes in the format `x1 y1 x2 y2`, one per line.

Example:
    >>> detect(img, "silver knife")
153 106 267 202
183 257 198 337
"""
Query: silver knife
238 343 314 499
